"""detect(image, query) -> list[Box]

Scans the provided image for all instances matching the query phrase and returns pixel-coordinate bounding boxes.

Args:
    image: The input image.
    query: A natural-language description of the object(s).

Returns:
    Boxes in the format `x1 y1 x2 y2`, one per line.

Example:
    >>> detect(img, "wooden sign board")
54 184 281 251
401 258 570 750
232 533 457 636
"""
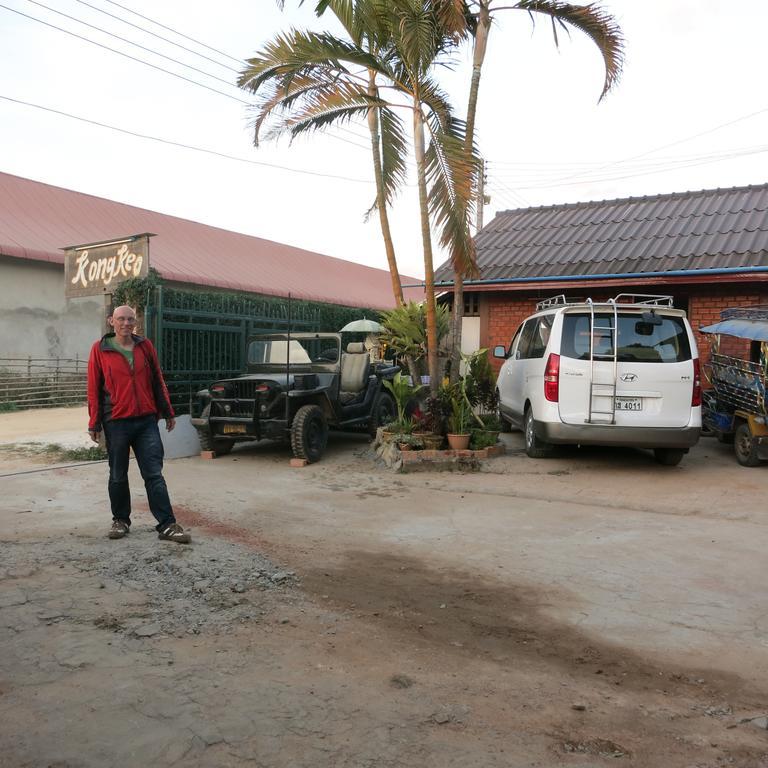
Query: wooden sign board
64 234 152 298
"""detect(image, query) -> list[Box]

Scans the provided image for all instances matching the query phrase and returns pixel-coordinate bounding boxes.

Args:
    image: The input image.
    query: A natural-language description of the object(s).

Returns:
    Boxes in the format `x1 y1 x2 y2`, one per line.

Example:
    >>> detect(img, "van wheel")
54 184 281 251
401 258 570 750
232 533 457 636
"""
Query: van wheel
291 405 328 463
497 392 513 432
734 423 761 467
653 448 684 466
524 408 555 458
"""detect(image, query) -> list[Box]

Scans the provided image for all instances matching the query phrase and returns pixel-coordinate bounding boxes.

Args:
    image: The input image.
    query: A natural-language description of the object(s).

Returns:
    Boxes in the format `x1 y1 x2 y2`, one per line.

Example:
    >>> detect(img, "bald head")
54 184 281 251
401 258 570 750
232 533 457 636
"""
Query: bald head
109 305 137 342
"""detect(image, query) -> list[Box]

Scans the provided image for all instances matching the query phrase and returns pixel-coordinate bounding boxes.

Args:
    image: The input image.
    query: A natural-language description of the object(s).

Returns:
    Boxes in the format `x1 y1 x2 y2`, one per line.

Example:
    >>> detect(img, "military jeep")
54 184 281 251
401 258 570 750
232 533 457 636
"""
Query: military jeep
191 332 399 463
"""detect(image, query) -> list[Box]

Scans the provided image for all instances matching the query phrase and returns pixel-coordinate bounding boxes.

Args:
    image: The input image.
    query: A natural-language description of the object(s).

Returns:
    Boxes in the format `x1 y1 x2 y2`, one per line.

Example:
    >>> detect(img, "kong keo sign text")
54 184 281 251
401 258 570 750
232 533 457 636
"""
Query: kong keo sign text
64 234 153 298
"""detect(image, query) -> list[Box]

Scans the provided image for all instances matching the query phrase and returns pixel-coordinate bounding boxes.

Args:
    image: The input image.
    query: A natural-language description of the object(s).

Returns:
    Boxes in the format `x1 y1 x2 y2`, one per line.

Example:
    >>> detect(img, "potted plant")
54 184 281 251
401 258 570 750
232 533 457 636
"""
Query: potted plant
447 389 471 450
396 432 423 452
383 371 423 434
411 397 447 450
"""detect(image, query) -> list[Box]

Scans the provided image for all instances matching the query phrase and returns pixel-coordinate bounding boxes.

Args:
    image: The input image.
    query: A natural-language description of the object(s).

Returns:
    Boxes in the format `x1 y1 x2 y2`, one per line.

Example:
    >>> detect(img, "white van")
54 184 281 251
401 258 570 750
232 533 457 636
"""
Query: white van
494 295 702 465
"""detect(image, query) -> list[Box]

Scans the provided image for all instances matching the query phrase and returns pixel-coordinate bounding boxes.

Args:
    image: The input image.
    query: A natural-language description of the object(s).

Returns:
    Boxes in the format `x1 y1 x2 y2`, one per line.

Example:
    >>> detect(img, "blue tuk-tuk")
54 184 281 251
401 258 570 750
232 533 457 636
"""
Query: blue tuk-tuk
700 307 768 466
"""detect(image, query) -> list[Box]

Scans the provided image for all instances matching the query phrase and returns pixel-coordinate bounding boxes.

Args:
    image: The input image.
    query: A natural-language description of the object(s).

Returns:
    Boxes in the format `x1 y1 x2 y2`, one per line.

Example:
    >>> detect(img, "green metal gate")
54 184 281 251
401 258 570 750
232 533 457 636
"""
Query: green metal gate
145 286 374 414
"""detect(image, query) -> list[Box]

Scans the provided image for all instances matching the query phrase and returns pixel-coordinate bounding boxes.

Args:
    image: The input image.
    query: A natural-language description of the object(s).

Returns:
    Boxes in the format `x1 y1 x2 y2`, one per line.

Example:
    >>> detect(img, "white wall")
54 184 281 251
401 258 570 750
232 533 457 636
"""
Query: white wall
0 256 103 360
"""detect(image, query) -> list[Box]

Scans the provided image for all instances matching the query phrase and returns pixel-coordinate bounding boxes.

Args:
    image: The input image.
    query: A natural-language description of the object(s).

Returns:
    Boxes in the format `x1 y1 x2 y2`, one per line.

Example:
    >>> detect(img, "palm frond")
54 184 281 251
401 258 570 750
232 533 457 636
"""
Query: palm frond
377 107 409 204
510 0 624 100
425 119 479 278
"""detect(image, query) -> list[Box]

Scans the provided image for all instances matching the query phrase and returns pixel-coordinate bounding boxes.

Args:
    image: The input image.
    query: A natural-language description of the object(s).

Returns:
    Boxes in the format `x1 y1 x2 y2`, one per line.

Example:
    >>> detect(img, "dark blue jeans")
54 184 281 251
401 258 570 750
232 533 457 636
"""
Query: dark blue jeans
103 415 176 531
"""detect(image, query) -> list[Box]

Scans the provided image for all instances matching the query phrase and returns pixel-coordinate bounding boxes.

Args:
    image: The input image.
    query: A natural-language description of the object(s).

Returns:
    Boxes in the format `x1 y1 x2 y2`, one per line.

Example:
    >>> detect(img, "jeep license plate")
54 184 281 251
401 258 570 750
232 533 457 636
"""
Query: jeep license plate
615 397 642 411
223 424 246 434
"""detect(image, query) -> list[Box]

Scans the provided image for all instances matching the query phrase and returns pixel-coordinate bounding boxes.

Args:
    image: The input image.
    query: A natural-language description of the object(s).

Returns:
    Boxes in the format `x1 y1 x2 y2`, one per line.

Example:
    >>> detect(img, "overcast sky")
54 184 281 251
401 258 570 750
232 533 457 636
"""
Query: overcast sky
2 0 767 280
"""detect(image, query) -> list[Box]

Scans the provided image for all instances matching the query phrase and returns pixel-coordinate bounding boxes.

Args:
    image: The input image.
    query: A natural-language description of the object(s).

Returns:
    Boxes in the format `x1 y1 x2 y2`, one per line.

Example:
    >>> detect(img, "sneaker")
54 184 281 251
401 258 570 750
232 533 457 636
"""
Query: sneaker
108 519 129 539
158 523 191 544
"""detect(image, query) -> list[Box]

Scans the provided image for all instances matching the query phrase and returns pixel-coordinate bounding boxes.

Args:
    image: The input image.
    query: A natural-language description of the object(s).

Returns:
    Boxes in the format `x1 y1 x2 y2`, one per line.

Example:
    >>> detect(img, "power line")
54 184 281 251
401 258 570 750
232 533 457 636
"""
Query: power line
514 145 768 190
488 143 768 182
22 0 241 90
70 0 240 74
533 105 768 188
0 2 251 103
1 2 372 152
100 0 244 67
0 94 376 184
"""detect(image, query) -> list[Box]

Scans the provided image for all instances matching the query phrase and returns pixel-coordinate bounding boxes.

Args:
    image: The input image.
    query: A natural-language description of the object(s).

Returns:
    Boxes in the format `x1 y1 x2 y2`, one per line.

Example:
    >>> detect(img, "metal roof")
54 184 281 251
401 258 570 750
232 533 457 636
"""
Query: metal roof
0 172 421 309
435 184 768 285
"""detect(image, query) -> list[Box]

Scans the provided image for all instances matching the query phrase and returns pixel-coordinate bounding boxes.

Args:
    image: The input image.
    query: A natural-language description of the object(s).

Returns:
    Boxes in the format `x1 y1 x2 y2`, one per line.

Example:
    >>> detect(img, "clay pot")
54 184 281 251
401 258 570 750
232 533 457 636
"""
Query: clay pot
446 433 470 450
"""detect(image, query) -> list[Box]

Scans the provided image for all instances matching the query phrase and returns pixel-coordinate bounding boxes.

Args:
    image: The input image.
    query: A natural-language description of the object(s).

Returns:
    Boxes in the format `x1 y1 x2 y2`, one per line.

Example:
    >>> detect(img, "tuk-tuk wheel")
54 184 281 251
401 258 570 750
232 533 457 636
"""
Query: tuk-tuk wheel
734 423 761 467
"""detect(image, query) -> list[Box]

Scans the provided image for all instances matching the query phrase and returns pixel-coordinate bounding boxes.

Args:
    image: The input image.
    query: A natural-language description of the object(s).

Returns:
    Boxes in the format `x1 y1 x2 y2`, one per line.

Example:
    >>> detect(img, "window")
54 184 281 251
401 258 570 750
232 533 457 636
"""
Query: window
516 319 538 360
463 293 480 317
560 313 691 363
527 315 553 359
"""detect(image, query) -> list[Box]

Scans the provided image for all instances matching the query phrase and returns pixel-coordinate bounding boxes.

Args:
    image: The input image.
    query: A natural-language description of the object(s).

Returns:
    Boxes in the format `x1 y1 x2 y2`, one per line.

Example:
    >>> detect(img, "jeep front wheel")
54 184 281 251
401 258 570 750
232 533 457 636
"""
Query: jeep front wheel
198 431 234 456
369 391 396 437
291 405 328 463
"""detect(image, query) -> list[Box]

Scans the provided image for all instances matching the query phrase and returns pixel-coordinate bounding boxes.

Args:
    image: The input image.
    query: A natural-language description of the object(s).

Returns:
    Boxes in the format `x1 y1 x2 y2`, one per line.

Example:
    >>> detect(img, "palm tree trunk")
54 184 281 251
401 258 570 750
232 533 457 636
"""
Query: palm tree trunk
413 103 439 395
367 69 404 307
451 1 492 384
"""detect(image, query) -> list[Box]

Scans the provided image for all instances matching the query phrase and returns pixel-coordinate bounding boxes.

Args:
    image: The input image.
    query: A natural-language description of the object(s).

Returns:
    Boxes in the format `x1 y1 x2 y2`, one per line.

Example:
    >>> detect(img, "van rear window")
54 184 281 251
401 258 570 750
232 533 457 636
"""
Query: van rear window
561 313 691 363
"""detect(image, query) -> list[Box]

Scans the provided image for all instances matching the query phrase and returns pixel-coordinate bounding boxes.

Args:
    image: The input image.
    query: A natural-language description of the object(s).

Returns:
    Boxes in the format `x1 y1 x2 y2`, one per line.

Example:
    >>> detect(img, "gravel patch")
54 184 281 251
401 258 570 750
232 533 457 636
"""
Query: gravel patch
1 533 296 637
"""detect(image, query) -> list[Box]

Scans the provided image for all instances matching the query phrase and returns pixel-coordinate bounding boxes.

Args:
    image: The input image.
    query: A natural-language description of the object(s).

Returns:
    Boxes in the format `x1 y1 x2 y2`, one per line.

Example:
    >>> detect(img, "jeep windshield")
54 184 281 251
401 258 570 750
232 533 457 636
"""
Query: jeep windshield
561 312 692 363
247 335 340 367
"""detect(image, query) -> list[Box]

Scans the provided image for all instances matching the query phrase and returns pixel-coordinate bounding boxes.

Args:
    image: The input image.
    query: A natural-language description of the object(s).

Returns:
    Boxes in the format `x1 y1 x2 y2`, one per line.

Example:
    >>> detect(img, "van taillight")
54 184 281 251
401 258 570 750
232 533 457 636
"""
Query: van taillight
691 358 702 407
544 353 560 402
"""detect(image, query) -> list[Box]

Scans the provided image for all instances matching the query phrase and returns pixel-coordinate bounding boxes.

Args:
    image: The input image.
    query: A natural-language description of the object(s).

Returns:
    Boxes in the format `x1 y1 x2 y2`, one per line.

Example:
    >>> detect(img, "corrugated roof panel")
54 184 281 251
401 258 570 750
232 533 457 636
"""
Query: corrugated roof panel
446 183 768 283
0 172 421 309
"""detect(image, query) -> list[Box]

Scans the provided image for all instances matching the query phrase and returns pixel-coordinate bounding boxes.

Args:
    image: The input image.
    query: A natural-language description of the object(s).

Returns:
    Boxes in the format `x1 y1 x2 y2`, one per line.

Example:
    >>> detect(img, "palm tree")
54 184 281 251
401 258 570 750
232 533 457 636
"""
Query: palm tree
243 0 408 307
239 0 479 393
448 0 625 381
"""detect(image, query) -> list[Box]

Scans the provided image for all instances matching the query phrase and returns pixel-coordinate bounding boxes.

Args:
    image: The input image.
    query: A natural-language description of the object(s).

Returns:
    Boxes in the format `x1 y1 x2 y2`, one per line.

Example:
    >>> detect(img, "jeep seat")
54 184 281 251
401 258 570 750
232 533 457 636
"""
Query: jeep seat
340 342 371 403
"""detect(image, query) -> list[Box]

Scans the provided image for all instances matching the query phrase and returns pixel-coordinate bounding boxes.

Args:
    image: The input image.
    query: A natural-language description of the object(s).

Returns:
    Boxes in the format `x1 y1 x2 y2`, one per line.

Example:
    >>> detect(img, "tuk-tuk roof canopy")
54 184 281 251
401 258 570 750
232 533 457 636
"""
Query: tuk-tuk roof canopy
700 318 768 341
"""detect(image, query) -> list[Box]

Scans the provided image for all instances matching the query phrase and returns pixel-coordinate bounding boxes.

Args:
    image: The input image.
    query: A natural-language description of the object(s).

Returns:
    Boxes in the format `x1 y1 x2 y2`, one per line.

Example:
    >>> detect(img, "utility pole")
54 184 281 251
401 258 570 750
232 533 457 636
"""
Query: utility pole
476 158 486 232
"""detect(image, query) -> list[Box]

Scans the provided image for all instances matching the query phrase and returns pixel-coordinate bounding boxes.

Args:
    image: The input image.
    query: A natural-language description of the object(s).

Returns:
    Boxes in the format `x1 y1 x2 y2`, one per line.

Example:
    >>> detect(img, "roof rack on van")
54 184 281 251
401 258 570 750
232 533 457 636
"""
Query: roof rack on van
535 294 568 310
610 293 674 307
535 293 674 312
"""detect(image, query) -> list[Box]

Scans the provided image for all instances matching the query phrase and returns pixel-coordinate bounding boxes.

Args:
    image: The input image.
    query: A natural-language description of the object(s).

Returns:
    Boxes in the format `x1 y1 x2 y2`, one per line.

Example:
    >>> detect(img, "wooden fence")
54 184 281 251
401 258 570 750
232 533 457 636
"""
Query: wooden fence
0 357 87 410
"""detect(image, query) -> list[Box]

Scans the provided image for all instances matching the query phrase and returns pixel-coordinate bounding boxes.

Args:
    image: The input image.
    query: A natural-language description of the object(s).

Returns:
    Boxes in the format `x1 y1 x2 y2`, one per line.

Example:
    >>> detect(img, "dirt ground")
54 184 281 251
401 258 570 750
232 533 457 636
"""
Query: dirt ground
1 407 767 768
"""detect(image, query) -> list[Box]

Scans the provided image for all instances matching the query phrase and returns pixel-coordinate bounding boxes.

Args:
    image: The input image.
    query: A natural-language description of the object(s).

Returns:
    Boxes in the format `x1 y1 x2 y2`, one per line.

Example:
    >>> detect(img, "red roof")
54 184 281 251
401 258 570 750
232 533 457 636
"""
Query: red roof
0 172 423 309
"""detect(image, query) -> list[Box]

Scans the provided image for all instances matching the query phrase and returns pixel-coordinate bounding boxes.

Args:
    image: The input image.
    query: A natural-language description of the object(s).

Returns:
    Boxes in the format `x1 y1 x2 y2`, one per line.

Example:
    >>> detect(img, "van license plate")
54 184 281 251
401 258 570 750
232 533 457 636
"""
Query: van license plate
615 397 642 411
223 424 246 434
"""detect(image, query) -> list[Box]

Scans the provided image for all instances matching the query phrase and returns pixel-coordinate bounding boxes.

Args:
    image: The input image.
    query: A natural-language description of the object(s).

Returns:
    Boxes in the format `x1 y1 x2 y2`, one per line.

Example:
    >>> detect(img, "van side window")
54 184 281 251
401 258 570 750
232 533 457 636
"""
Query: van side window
517 319 538 360
527 315 553 359
507 323 524 357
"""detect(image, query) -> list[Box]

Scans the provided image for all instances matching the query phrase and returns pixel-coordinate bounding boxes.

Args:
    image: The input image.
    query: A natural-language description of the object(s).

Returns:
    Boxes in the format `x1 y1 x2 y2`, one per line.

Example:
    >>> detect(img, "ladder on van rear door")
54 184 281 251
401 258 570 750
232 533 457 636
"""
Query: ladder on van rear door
586 298 619 424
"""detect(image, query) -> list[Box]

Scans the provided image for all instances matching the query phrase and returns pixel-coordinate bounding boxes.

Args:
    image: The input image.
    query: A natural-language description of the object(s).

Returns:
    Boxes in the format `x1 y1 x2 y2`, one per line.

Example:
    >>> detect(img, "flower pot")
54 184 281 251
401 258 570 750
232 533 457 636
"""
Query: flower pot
421 434 444 450
447 433 470 450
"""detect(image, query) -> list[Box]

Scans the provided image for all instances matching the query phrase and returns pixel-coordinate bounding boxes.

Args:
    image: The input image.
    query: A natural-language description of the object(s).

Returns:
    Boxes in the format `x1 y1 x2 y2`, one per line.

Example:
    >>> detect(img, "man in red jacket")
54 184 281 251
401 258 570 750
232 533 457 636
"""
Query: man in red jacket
87 305 191 543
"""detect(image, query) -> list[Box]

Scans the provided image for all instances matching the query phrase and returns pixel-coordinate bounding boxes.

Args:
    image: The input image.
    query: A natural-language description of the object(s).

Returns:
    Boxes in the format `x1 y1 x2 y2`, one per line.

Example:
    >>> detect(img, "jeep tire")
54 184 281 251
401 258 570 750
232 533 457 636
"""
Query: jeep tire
198 431 234 456
291 404 328 463
369 391 396 437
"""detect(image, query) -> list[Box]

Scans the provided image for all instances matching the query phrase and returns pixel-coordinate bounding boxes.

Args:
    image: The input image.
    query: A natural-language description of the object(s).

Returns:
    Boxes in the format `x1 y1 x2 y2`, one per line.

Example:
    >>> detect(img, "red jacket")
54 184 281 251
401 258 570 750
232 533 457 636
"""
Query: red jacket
87 334 174 431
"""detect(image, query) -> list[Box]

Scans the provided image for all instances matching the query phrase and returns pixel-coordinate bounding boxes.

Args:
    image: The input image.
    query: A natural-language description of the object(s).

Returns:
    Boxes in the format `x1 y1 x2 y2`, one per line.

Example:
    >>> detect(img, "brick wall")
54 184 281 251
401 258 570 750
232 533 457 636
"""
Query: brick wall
688 289 766 371
486 294 537 372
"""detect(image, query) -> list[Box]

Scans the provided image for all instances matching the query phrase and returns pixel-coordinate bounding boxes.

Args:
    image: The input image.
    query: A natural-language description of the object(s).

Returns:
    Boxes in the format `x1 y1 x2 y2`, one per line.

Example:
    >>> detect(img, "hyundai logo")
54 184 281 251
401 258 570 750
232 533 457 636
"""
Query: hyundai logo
620 373 637 382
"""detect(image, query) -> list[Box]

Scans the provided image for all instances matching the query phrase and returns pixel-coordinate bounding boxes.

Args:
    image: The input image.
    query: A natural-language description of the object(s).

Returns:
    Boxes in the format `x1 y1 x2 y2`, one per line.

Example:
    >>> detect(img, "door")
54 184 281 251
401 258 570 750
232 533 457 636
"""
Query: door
557 311 695 427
